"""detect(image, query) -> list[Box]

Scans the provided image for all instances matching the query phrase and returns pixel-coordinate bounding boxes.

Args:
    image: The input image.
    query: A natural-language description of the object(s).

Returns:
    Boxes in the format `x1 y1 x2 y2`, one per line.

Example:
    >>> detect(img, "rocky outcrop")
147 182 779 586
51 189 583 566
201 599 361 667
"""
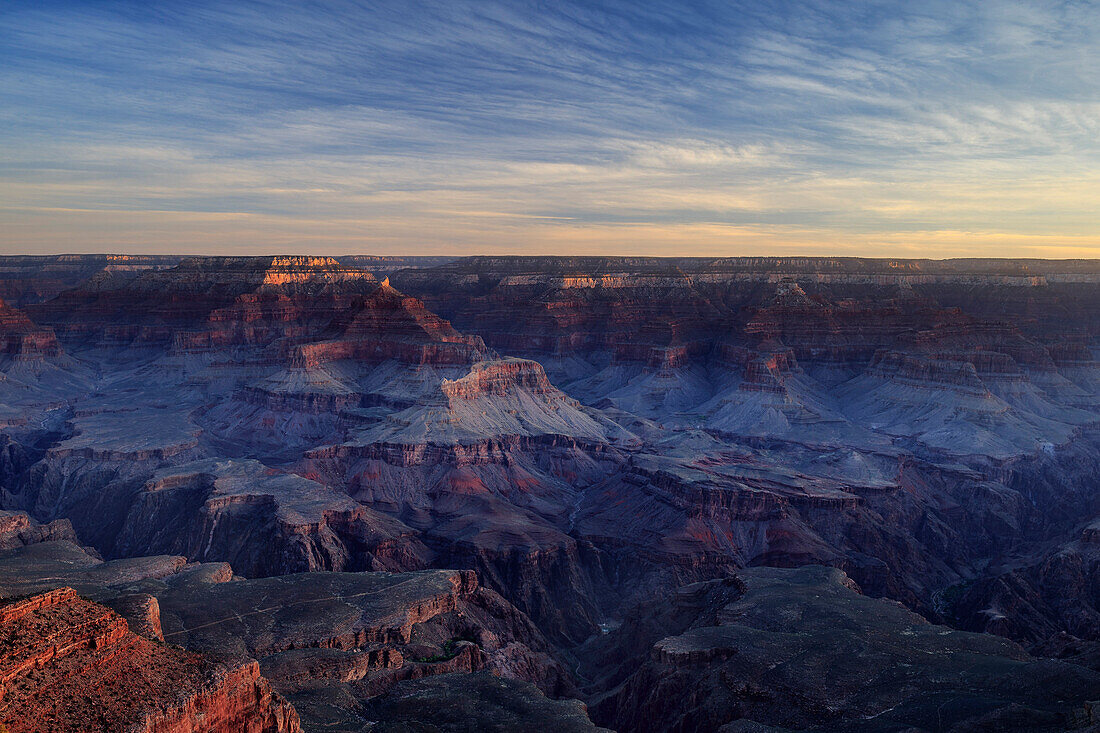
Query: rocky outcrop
0 298 90 419
0 510 80 550
133 659 299 733
110 459 429 577
441 358 560 400
6 434 203 553
949 516 1100 646
0 538 577 731
142 566 574 730
0 587 299 733
293 355 637 644
105 593 165 641
26 256 380 352
586 567 1100 733
0 298 62 360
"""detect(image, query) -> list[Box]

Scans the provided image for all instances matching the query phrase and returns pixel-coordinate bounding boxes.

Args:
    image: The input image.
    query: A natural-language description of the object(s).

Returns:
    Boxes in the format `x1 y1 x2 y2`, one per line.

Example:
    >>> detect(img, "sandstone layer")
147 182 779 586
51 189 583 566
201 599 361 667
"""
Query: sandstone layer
0 587 300 733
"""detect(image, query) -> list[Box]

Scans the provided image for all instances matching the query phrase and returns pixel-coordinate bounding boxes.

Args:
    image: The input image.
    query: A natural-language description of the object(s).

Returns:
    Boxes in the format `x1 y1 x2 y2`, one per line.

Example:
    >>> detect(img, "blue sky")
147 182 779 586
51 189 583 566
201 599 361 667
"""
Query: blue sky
1 0 1098 256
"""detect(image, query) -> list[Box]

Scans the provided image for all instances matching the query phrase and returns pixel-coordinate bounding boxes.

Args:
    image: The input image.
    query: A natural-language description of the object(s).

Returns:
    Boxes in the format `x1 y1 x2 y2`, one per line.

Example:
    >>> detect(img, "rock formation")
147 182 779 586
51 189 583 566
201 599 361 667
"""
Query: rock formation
585 566 1100 732
0 587 300 733
0 533 580 731
0 254 1098 731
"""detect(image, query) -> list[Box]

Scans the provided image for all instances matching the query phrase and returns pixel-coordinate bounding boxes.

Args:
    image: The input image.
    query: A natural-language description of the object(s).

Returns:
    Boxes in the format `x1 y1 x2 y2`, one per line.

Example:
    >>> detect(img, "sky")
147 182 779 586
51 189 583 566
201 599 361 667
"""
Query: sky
1 0 1098 258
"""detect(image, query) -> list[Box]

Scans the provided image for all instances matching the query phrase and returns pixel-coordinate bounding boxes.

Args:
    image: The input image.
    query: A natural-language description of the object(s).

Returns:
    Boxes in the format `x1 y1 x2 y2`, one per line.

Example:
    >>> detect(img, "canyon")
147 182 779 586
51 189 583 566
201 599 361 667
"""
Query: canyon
0 254 1097 731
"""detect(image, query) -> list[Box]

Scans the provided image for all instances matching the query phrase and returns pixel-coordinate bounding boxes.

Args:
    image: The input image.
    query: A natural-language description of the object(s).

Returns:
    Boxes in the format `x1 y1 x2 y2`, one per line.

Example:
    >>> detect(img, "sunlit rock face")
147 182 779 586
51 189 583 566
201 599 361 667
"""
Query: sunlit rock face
0 254 1098 731
27 256 384 351
0 587 301 733
0 536 576 732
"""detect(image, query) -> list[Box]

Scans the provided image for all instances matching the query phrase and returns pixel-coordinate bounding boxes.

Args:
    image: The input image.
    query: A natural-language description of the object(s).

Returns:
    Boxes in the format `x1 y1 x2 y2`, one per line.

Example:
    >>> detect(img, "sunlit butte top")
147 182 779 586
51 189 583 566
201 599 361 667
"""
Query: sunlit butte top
1 1 1098 257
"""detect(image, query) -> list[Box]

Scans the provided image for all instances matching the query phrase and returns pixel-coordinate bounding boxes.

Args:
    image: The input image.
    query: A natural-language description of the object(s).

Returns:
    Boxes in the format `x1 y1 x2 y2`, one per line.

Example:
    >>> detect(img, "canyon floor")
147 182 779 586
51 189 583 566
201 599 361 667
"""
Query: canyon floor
0 254 1098 732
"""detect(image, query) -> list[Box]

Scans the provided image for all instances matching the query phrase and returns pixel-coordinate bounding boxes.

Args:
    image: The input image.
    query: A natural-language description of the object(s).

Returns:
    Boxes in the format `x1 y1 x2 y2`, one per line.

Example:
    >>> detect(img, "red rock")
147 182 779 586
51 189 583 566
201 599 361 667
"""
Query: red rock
0 588 300 733
0 298 61 360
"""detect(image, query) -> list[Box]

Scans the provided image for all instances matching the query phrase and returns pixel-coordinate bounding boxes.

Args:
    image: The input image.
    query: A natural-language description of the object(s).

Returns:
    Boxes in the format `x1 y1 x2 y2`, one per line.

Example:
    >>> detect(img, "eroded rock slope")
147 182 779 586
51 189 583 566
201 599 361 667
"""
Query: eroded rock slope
0 255 1098 731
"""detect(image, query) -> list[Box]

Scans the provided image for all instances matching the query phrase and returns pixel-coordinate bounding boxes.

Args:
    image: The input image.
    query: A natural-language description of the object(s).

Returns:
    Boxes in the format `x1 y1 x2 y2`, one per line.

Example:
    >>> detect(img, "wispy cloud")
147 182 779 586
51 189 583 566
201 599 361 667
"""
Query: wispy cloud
0 0 1097 256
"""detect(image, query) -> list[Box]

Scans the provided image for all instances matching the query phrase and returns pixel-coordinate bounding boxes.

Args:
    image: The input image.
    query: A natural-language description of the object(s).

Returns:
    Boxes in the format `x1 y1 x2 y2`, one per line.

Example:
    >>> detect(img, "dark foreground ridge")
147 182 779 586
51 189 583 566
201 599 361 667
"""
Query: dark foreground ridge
0 254 1098 731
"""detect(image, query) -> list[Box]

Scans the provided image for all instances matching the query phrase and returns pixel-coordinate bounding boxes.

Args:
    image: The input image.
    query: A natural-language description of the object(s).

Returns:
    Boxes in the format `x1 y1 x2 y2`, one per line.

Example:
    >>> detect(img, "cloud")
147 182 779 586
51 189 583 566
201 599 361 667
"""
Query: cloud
0 0 1097 256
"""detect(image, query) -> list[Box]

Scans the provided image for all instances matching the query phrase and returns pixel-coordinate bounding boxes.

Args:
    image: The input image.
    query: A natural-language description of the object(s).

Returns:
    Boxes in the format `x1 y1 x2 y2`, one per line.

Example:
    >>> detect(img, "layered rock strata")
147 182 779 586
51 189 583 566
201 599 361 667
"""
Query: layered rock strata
0 255 1098 732
0 535 581 732
0 587 300 733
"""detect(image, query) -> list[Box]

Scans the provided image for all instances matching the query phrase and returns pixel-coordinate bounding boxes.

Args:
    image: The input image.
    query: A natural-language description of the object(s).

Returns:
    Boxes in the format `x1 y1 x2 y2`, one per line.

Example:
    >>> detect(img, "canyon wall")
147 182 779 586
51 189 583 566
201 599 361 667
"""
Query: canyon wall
0 254 1097 731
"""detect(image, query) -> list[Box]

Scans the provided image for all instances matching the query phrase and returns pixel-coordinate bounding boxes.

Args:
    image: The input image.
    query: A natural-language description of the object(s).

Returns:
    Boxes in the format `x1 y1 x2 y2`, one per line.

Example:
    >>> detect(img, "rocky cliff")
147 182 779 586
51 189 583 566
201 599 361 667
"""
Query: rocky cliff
0 534 582 732
0 587 300 733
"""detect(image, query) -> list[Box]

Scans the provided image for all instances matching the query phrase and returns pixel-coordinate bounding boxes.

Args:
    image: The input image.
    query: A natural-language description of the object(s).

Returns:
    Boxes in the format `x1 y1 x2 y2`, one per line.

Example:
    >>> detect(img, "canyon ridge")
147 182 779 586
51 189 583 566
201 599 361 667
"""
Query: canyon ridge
0 254 1098 732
